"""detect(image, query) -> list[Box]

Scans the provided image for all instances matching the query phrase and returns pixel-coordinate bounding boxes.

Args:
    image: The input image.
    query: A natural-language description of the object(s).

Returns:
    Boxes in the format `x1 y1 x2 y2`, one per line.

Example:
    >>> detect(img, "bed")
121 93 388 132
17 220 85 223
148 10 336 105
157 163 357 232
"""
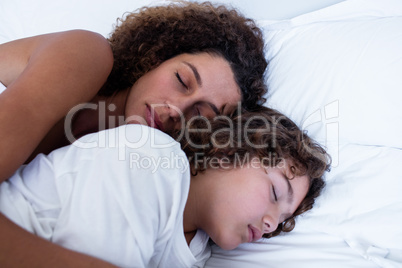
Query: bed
1 0 401 267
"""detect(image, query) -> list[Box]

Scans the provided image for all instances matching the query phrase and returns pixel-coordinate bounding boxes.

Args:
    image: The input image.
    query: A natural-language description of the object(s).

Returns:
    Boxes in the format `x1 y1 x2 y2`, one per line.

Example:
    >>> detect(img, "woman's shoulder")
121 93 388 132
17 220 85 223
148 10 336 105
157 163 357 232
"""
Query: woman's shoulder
37 30 112 60
0 30 113 87
0 30 114 182
0 30 110 55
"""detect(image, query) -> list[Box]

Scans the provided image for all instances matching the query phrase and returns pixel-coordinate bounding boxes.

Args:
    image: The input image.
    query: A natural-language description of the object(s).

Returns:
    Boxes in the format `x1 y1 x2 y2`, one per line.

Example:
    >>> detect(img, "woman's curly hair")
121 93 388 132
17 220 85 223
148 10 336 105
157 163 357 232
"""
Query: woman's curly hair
179 106 331 238
99 1 267 111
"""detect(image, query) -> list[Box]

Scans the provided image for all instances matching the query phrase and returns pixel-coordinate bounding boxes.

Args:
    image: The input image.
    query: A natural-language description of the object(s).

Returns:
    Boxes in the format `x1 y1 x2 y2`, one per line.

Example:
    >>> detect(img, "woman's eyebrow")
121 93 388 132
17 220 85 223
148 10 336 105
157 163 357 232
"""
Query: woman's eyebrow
184 61 202 86
184 61 221 115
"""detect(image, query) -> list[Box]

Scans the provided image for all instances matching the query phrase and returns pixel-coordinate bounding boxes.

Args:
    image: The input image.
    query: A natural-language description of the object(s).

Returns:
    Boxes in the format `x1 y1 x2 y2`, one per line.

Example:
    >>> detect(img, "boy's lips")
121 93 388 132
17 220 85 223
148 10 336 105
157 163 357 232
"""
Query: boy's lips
248 225 262 243
146 104 164 132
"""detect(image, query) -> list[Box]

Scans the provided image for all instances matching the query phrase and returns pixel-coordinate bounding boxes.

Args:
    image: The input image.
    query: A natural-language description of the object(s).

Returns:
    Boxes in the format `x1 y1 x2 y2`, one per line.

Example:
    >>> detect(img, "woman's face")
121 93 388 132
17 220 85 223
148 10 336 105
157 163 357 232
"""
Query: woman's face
124 53 241 135
192 159 309 250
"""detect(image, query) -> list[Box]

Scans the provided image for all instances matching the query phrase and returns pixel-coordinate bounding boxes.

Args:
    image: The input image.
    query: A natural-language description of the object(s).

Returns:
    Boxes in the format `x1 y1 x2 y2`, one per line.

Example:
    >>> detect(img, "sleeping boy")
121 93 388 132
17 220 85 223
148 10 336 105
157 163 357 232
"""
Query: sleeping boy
0 106 330 267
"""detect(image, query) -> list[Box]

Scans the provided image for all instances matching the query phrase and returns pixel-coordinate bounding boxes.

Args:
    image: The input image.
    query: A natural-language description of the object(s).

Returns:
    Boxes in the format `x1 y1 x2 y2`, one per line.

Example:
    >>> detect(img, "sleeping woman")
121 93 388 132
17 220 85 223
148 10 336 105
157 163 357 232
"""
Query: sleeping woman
0 106 330 267
0 2 267 266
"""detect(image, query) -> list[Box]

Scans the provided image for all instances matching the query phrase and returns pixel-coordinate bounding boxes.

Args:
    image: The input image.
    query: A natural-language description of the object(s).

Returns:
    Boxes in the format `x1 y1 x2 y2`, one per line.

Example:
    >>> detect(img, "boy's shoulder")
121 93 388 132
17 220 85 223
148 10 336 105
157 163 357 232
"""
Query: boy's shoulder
72 124 183 156
48 125 188 177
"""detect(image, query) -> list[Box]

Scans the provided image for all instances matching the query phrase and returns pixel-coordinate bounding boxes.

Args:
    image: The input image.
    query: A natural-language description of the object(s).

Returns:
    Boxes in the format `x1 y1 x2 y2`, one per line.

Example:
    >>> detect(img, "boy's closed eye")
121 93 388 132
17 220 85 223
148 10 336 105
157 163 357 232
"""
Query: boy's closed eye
272 186 278 202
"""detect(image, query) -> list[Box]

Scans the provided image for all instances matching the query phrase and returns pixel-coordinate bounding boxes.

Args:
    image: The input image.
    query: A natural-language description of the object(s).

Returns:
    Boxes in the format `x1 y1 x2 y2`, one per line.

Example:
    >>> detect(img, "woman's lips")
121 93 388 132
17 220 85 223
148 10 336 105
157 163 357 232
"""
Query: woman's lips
146 104 164 132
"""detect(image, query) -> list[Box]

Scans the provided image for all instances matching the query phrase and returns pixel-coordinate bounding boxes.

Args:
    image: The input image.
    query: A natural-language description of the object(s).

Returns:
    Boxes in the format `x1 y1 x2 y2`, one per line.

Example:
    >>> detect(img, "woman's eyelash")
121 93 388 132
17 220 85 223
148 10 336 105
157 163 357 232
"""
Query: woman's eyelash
175 72 188 89
194 105 201 116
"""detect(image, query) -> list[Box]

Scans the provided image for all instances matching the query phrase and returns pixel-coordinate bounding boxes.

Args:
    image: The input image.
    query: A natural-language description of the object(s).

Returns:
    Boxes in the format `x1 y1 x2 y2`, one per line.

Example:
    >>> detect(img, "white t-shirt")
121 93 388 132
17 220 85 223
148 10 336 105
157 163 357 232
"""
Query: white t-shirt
0 124 210 267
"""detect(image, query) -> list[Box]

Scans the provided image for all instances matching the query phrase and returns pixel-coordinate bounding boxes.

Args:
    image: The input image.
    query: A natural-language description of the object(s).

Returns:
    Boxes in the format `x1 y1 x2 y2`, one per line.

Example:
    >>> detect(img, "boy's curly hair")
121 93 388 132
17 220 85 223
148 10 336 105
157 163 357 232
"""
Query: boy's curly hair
99 1 267 111
179 106 331 238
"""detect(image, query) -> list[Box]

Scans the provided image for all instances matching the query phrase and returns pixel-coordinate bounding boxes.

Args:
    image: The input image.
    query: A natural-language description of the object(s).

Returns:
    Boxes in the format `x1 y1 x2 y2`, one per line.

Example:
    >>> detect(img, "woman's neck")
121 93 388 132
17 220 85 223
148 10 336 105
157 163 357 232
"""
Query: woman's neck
71 90 128 139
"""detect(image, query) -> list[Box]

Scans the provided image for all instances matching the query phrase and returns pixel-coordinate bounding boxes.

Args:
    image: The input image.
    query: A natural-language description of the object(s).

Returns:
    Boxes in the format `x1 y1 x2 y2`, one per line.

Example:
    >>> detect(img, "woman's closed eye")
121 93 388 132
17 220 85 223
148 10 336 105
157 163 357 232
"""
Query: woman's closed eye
175 71 188 90
194 104 201 116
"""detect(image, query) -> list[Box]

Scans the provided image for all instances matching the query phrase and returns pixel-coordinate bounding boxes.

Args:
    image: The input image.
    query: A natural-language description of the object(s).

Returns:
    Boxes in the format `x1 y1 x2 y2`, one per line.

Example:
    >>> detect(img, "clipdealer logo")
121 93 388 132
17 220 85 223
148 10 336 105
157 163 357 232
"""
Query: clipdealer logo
301 100 339 167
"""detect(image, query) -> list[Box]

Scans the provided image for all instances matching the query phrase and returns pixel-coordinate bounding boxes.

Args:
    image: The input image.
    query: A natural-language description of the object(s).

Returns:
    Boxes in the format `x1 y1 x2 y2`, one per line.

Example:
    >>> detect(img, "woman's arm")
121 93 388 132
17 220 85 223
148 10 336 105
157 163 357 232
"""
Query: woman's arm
0 30 113 181
0 30 115 266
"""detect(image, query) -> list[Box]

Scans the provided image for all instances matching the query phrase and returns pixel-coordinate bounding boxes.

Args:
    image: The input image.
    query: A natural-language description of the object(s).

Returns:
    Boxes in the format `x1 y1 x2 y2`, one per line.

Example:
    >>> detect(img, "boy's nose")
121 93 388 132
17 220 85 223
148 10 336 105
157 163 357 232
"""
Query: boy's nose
262 215 279 234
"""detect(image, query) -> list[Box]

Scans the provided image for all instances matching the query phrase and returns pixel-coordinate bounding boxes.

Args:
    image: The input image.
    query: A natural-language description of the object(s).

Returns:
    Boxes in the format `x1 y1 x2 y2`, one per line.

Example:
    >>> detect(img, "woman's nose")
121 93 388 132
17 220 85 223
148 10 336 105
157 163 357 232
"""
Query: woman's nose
164 102 187 134
164 102 183 122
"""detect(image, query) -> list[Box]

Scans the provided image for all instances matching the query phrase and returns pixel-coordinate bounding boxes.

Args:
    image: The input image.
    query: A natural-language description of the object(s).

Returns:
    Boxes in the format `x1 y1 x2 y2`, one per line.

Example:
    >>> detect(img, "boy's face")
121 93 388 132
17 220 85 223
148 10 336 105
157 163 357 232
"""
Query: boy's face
193 159 309 250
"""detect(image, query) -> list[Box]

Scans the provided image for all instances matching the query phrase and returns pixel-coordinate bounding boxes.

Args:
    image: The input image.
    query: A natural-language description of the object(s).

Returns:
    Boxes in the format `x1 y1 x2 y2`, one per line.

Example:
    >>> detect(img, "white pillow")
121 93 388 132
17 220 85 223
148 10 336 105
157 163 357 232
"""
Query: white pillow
263 0 402 263
262 12 402 151
207 0 402 267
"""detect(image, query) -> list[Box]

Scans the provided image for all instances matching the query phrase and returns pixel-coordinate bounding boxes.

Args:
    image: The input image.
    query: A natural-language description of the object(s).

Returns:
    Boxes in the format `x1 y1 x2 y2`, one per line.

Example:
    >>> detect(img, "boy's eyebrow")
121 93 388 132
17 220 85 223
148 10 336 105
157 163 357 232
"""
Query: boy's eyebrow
280 174 295 222
283 173 294 204
184 61 202 86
